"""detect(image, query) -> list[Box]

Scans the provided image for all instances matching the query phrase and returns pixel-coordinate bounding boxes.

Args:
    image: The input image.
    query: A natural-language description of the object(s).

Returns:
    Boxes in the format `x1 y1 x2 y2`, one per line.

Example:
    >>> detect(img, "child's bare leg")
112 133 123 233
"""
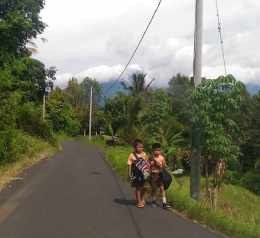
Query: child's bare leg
135 187 142 206
160 185 169 208
151 189 157 198
140 185 147 203
159 185 166 198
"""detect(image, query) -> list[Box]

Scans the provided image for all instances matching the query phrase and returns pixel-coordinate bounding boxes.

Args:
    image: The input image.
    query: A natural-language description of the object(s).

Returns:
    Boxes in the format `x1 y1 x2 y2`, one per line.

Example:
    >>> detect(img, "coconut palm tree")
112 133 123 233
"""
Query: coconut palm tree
121 73 147 97
26 37 48 54
117 97 144 144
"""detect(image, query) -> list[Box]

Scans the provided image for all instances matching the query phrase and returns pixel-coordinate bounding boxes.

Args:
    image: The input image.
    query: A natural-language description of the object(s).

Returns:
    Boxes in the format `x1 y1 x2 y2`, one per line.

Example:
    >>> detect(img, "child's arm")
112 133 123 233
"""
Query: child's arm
148 156 154 166
162 156 167 168
128 165 132 178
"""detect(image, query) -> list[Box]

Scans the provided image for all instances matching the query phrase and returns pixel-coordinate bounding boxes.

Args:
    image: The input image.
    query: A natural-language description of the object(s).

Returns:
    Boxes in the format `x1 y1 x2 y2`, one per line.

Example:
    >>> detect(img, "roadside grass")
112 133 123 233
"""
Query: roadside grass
86 136 260 238
0 132 59 191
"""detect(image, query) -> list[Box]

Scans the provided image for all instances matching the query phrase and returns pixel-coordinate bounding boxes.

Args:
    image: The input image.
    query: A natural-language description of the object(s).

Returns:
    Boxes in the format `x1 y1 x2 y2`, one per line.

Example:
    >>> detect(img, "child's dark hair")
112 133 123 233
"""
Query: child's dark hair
152 142 161 150
133 139 142 147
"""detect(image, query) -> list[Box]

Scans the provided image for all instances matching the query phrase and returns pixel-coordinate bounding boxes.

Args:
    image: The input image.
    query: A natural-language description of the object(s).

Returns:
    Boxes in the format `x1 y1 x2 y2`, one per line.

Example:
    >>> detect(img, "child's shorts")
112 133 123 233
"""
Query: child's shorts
150 172 163 190
131 177 148 188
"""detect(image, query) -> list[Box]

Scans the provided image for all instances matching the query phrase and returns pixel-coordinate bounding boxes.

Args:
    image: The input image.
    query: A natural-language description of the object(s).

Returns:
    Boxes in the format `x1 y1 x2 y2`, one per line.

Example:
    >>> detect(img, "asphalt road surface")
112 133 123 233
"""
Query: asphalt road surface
0 140 225 238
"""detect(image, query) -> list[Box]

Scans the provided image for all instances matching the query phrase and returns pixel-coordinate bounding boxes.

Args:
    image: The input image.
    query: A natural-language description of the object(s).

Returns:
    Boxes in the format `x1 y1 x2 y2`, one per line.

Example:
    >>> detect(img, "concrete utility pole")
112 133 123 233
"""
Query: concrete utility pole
190 0 203 201
89 86 92 141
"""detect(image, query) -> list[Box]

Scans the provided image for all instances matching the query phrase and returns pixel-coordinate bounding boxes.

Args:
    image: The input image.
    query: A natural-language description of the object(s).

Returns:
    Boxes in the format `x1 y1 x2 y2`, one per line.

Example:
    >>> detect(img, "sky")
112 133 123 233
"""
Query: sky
33 0 260 91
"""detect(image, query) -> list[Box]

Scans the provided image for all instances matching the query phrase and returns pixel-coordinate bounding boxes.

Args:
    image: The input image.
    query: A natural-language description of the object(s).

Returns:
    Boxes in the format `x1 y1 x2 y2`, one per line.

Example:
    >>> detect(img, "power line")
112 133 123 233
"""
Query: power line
215 0 227 76
103 0 162 94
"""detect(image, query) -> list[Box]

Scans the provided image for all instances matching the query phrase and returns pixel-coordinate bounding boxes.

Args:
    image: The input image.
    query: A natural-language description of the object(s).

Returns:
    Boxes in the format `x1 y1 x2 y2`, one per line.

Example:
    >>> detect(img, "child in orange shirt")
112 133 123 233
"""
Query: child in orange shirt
127 139 149 208
149 142 170 209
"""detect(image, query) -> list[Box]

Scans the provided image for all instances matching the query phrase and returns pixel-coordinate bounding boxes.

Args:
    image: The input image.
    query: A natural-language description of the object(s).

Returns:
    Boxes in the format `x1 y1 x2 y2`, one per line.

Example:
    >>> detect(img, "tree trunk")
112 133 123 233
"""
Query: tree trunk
212 185 219 207
205 159 212 204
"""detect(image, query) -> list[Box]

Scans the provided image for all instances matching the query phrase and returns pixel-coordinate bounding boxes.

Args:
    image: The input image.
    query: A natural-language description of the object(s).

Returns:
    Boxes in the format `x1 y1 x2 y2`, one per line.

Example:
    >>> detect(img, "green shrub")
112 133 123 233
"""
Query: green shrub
223 170 241 185
65 118 81 137
241 171 260 195
18 104 55 142
0 127 21 164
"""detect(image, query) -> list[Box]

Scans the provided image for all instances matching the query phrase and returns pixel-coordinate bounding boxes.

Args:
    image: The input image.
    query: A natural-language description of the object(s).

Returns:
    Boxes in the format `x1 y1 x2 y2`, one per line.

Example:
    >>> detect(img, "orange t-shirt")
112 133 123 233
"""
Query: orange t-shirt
127 151 148 166
149 155 166 173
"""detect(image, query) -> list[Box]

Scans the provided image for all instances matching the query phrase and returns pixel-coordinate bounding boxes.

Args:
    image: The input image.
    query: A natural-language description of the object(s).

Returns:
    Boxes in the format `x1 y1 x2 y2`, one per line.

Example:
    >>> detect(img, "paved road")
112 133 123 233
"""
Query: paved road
0 141 224 238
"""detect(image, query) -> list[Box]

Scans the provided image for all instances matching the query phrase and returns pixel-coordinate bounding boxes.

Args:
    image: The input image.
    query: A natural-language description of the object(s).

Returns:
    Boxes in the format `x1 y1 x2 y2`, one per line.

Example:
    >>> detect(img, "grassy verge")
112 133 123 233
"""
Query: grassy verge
0 133 59 191
86 136 260 238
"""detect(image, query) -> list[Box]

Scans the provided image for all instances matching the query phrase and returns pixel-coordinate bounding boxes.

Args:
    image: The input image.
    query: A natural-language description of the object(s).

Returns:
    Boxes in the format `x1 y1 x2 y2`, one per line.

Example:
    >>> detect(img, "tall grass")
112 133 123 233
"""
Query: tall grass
87 136 260 238
0 131 59 191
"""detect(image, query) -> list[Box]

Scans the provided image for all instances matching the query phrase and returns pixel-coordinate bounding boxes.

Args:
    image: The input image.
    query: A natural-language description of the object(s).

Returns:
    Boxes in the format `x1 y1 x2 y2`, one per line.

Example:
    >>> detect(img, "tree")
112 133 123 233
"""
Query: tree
117 97 144 144
45 98 80 135
81 77 102 107
167 73 192 117
240 93 260 172
121 73 147 97
81 77 103 135
167 73 191 97
18 57 56 102
145 88 171 141
104 92 128 135
0 92 20 163
26 37 48 54
0 0 46 66
182 74 246 206
49 86 67 103
66 77 84 109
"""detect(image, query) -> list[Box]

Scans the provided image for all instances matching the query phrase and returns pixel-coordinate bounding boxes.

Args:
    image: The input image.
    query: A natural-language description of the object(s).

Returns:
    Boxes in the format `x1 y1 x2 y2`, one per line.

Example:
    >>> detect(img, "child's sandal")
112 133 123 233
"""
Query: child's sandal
136 204 144 208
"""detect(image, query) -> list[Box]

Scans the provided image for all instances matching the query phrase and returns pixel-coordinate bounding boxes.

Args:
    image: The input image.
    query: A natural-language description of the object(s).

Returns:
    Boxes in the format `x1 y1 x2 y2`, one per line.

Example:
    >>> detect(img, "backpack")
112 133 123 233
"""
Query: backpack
149 156 172 190
132 152 150 180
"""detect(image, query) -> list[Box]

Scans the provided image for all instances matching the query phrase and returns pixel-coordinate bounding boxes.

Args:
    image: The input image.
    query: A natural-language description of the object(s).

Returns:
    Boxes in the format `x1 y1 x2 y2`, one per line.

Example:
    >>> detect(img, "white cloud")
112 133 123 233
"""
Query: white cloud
34 0 260 90
202 65 260 85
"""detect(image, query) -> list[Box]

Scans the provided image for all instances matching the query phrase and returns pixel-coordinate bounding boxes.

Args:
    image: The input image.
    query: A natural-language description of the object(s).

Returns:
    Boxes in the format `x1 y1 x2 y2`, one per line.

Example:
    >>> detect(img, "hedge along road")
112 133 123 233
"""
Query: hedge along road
0 141 224 238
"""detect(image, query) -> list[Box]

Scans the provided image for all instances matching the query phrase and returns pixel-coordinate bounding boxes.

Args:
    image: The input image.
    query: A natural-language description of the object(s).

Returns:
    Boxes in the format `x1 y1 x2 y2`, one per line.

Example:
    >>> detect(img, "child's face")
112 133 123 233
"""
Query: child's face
153 148 161 156
134 143 143 153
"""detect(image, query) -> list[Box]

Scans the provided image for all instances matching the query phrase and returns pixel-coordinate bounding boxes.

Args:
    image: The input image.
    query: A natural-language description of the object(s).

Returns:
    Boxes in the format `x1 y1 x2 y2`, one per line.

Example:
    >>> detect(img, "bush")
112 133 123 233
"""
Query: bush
65 118 81 137
223 170 241 185
241 171 260 195
0 127 21 164
18 104 55 143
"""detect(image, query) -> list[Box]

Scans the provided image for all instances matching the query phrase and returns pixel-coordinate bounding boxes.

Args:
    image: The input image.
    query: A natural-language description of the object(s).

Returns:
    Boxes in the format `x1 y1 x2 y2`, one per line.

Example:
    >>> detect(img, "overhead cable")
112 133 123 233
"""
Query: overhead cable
215 0 227 76
103 0 162 94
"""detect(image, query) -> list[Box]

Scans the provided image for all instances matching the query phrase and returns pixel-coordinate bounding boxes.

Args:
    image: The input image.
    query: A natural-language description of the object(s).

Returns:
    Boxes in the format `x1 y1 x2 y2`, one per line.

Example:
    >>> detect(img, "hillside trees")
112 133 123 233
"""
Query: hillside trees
17 58 56 103
0 0 58 163
53 77 104 136
0 0 46 67
240 93 260 172
104 93 127 135
45 98 81 136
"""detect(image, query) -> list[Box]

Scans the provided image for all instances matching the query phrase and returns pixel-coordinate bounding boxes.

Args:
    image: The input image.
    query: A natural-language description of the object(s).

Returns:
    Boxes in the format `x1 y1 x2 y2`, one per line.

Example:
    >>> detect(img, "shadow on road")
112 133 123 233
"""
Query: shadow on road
113 198 136 206
114 198 153 206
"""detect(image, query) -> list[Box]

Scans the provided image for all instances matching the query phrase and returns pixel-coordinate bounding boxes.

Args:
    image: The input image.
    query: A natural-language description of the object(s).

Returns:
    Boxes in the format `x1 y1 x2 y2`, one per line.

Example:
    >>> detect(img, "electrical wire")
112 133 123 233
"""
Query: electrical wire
215 0 227 76
102 0 162 95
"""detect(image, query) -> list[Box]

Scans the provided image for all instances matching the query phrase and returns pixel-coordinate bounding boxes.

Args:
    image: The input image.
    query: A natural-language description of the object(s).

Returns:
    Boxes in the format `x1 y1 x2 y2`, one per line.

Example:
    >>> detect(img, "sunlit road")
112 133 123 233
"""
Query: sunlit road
0 140 224 238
